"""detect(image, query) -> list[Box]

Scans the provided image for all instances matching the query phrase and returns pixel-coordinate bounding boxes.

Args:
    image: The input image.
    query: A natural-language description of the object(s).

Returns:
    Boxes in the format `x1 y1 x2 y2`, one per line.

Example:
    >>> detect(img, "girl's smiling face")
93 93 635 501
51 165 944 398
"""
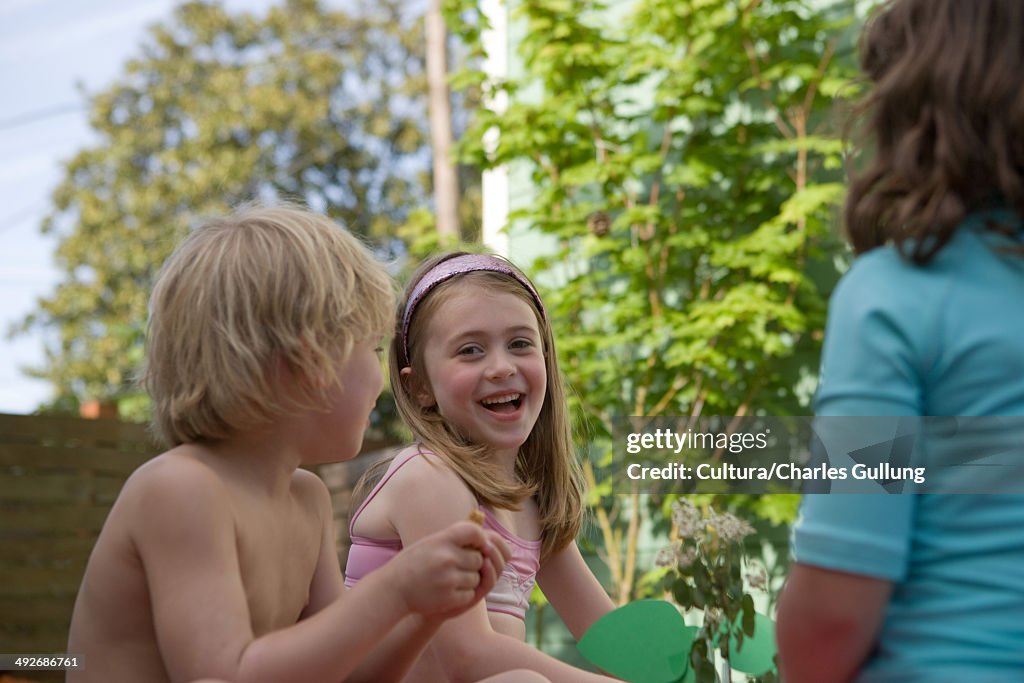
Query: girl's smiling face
410 284 547 460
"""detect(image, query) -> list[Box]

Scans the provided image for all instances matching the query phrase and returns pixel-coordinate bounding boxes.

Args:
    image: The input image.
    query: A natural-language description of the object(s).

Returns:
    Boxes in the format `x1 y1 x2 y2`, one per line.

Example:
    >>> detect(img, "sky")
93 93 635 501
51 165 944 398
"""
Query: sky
0 0 289 415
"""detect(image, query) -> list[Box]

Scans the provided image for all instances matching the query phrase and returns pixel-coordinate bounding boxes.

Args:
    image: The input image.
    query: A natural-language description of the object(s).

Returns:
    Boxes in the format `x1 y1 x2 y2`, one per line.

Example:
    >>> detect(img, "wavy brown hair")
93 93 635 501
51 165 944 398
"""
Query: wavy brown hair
389 252 585 561
845 0 1024 262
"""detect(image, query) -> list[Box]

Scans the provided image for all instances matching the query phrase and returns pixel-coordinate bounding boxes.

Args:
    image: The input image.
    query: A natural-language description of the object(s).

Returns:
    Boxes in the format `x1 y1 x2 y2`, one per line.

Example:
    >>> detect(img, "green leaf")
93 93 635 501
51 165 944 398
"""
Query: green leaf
741 595 756 636
672 578 694 606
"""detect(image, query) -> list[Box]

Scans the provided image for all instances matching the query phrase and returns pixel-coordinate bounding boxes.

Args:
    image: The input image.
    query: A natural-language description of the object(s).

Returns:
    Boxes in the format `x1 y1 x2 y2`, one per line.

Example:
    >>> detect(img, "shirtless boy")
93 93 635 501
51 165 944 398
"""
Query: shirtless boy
66 205 510 682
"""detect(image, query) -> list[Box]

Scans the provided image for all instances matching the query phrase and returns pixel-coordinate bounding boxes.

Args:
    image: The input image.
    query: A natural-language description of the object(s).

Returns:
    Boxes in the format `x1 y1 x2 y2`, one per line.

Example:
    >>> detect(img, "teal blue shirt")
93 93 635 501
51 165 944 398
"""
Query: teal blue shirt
793 219 1024 679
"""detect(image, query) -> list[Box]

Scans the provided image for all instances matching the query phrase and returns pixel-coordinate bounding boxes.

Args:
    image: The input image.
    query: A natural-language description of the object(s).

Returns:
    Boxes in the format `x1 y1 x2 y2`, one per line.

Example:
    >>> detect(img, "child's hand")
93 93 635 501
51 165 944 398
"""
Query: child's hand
391 521 510 619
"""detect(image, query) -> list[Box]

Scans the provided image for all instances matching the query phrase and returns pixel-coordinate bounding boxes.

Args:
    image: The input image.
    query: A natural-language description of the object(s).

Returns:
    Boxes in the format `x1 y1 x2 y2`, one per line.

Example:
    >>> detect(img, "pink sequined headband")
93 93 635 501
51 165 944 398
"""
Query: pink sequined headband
400 253 547 365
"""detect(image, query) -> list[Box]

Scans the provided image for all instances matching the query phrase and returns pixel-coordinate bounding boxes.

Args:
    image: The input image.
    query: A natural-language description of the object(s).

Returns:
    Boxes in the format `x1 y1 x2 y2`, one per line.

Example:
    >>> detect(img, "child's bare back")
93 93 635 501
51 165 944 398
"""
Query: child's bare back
67 445 328 682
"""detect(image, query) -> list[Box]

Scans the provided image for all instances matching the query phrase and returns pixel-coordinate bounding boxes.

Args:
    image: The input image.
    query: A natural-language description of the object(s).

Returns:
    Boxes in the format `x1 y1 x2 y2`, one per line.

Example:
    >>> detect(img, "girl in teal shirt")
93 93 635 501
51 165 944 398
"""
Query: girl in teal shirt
776 1 1024 680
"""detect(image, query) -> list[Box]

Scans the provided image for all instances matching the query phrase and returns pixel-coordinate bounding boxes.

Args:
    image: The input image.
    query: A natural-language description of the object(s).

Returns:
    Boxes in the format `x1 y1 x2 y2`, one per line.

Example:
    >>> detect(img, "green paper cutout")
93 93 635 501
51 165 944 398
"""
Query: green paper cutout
676 626 698 683
578 600 694 683
579 601 777 681
724 612 777 675
679 659 696 683
676 626 697 682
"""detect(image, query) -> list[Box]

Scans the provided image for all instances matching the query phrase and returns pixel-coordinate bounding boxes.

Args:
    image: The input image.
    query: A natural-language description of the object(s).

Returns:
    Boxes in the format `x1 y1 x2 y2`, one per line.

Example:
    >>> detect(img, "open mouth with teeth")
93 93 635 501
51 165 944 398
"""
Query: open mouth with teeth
480 393 523 413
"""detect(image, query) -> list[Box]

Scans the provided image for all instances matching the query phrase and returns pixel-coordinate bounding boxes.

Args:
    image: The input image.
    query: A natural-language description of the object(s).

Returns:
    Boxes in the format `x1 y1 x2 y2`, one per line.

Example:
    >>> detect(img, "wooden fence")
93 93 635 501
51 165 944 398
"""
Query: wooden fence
0 412 395 681
1 413 154 674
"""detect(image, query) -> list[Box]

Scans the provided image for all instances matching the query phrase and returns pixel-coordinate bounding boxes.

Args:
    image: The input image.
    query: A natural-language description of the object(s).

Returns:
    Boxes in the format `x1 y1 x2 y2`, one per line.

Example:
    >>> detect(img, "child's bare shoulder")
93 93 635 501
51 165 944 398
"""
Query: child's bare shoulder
385 447 475 507
113 447 236 541
123 447 225 502
290 465 329 493
392 447 470 486
289 467 333 515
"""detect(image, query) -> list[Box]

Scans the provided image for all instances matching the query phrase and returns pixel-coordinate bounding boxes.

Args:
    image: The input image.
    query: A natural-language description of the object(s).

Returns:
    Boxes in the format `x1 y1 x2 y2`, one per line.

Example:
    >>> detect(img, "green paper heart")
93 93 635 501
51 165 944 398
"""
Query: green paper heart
578 600 694 683
722 612 777 675
676 625 698 682
680 664 696 683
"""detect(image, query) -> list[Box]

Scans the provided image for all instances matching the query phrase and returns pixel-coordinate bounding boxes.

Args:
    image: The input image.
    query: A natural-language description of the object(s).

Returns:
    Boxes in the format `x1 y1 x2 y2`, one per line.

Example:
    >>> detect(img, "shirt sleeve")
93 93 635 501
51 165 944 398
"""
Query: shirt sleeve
813 252 931 417
792 253 932 581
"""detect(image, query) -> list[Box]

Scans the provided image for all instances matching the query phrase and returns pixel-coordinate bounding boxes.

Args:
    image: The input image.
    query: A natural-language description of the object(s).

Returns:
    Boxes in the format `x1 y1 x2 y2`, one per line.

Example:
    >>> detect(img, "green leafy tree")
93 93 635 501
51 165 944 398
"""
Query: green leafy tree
449 0 860 606
16 0 439 418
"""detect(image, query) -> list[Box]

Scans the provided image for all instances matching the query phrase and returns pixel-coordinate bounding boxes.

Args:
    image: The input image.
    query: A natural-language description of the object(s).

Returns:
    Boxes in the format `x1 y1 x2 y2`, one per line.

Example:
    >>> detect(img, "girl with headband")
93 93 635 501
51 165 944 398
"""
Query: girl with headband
345 252 617 681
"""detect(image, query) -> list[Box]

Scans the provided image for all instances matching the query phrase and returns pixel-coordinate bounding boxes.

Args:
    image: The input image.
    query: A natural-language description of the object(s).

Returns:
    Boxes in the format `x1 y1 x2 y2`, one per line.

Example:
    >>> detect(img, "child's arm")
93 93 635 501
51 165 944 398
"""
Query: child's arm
131 458 503 683
243 522 505 683
300 477 509 683
775 562 892 683
535 542 615 640
387 455 617 683
293 477 440 683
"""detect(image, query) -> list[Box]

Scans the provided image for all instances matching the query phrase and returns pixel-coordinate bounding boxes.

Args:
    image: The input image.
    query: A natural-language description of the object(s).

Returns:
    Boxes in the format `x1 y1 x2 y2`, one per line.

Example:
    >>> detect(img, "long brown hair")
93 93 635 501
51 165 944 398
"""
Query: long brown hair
845 0 1024 262
390 252 584 560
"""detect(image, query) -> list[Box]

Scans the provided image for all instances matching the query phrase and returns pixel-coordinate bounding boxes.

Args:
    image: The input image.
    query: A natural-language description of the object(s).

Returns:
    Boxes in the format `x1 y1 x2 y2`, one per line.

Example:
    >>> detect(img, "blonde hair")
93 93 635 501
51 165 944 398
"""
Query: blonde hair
142 203 394 446
389 252 585 560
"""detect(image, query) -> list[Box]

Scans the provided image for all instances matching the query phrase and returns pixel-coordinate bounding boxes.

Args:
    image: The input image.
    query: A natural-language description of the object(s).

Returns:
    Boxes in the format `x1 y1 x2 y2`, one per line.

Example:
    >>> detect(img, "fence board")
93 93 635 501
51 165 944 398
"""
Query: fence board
0 413 152 447
1 538 97 566
1 505 112 537
0 472 124 505
0 444 151 473
0 564 87 598
0 595 73 622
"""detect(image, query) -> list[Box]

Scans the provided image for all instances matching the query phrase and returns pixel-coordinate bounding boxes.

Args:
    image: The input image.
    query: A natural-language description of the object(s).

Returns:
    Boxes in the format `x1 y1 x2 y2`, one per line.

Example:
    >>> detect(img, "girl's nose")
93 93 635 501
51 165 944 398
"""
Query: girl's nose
486 353 516 380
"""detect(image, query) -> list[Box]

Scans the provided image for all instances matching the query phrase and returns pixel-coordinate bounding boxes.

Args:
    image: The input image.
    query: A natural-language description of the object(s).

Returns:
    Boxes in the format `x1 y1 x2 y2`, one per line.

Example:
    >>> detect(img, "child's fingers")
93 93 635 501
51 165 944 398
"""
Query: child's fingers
446 522 509 567
476 551 500 598
483 530 512 565
444 519 490 550
455 546 485 572
447 565 488 613
462 510 511 571
451 564 483 590
434 517 515 610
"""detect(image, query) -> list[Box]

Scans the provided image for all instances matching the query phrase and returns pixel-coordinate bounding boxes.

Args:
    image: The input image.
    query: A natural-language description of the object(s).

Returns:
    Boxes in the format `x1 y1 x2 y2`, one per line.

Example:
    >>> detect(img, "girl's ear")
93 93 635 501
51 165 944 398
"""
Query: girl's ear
400 366 435 408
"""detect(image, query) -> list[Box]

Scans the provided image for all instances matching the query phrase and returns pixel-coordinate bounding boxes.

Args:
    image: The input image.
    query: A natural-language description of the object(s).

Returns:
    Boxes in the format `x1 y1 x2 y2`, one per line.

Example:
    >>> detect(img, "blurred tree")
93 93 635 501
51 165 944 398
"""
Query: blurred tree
16 0 442 420
449 0 862 607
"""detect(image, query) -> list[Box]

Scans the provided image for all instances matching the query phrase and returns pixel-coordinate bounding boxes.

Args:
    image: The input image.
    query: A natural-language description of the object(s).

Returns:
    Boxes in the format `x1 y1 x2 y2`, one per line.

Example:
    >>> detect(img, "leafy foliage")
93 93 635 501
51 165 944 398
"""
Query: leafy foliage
16 0 436 415
449 0 860 605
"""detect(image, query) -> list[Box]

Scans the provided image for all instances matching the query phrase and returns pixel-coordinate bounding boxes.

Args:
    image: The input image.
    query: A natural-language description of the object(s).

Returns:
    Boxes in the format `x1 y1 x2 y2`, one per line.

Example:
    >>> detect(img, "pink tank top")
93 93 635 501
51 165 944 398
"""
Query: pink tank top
345 449 542 620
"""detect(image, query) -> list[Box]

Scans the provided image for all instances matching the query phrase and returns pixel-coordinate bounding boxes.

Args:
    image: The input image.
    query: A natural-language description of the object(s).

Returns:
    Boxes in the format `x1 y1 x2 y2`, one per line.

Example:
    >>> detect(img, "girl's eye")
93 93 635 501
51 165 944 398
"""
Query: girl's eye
457 345 483 356
510 338 534 350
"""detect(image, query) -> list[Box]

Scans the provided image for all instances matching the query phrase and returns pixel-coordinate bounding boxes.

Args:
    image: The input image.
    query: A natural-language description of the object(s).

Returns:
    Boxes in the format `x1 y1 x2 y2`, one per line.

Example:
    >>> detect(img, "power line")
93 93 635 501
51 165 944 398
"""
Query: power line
0 103 84 132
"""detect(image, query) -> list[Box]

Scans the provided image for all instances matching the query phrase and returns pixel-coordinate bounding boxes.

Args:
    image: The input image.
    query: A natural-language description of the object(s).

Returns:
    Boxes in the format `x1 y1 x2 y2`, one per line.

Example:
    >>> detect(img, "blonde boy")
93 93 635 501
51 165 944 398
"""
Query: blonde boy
66 205 509 683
